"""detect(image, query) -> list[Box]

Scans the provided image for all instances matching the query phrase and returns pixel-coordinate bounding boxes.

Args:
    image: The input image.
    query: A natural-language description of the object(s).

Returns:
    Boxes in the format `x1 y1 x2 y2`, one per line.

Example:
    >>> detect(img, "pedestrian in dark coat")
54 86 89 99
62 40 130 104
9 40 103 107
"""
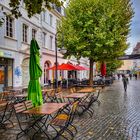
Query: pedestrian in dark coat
122 75 129 92
129 73 132 80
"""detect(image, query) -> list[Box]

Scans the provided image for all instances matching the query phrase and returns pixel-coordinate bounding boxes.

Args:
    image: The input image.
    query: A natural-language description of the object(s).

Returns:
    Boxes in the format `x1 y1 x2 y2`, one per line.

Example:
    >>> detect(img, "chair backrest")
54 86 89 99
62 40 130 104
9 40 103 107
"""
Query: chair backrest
72 87 77 93
2 101 14 124
22 88 27 94
47 89 55 97
0 92 4 100
24 100 34 110
2 91 11 100
69 88 73 94
56 92 65 103
95 89 101 99
46 89 57 102
57 87 62 93
14 102 27 131
0 103 8 122
14 102 26 113
68 101 78 124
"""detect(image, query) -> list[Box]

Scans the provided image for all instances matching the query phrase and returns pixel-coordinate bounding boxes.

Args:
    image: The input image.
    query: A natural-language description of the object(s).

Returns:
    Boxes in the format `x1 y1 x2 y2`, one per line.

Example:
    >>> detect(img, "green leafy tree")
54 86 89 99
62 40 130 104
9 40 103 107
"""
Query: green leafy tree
106 60 123 75
57 0 134 85
9 0 62 18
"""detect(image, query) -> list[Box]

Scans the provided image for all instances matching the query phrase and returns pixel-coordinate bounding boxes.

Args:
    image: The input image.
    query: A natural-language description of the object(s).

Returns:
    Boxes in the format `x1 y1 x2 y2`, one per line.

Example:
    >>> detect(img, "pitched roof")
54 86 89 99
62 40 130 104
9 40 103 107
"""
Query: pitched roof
132 42 140 54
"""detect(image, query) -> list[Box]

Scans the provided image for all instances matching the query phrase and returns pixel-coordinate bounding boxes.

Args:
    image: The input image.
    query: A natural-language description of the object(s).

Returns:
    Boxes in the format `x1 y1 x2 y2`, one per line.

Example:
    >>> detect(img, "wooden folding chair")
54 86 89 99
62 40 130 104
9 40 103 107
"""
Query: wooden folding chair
48 101 78 140
0 102 8 129
14 102 38 140
45 89 57 102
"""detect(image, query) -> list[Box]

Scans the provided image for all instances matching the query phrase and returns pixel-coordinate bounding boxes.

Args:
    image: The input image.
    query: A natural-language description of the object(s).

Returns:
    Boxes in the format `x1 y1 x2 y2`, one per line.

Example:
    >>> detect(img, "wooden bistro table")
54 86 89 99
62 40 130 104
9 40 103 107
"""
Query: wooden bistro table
14 93 28 98
23 102 67 139
64 93 88 102
77 87 96 93
14 93 28 102
10 87 23 93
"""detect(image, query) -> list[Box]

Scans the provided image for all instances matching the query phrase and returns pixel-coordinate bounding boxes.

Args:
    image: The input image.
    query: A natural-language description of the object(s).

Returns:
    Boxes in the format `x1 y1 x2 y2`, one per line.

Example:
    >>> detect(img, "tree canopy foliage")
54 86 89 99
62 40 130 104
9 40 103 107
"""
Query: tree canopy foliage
57 0 134 84
106 60 123 75
9 0 62 18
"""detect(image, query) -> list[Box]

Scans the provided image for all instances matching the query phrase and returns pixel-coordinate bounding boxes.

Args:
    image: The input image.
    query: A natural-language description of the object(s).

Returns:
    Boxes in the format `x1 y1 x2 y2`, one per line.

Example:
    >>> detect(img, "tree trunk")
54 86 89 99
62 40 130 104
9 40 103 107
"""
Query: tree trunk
89 58 94 86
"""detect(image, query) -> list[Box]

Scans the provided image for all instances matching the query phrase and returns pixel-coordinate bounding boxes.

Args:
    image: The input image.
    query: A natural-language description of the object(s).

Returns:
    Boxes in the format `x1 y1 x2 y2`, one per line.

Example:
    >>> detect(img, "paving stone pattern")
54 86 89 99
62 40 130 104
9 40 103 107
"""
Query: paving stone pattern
0 78 140 140
74 78 140 140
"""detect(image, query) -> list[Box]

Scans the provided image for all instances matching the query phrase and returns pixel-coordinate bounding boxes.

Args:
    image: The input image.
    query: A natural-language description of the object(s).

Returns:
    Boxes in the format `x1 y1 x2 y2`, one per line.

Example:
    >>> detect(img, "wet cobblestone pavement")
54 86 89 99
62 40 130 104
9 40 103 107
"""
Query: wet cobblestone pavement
0 78 140 140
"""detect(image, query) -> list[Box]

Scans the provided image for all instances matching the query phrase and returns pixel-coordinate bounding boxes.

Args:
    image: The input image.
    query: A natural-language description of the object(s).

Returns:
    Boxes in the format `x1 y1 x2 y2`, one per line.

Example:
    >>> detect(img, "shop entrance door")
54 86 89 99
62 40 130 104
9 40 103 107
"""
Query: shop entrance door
0 65 5 92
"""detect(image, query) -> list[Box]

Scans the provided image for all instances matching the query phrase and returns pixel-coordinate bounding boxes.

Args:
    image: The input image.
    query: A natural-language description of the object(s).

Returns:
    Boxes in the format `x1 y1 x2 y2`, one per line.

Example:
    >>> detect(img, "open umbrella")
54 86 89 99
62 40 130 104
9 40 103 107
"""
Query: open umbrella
47 63 80 88
75 65 89 70
27 39 43 106
47 63 79 70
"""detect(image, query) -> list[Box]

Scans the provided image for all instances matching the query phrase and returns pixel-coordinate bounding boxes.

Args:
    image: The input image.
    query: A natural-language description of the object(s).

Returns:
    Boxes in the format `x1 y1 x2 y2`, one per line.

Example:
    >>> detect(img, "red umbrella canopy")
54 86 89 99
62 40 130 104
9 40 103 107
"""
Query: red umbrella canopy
47 63 79 70
101 62 106 76
75 65 89 70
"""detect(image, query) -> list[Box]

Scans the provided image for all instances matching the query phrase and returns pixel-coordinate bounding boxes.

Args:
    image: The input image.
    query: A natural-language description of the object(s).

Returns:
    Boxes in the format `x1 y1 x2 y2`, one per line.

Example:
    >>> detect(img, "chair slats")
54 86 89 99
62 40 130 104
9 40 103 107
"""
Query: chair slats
24 100 34 110
14 103 26 113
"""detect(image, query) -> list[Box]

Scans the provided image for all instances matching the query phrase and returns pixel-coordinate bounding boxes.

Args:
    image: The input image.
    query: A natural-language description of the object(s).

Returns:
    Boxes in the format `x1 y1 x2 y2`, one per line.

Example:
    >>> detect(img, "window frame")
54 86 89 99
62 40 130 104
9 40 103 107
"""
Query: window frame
32 29 36 39
49 14 53 26
49 36 53 50
22 24 28 43
6 16 14 38
42 32 46 48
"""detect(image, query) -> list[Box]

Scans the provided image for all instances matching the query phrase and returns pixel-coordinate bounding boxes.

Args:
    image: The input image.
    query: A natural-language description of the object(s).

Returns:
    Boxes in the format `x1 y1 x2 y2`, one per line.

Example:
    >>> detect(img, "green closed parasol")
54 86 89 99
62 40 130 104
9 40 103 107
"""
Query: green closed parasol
28 39 43 106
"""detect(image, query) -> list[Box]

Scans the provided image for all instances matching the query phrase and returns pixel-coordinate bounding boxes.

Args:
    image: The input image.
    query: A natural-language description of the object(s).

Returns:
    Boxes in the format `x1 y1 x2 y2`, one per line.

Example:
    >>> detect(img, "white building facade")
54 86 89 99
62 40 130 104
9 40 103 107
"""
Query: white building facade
0 0 91 91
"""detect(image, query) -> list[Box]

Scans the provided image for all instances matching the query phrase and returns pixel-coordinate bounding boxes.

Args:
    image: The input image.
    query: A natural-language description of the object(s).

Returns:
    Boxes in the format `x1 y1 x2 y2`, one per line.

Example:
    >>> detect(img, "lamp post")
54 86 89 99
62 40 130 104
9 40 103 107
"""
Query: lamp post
55 32 66 92
55 33 58 91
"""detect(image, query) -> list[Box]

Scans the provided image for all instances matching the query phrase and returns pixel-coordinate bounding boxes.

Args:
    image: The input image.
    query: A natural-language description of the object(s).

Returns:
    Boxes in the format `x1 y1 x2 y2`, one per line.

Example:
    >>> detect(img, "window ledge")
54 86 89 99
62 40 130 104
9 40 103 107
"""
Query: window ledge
4 36 17 41
42 47 49 50
22 42 30 45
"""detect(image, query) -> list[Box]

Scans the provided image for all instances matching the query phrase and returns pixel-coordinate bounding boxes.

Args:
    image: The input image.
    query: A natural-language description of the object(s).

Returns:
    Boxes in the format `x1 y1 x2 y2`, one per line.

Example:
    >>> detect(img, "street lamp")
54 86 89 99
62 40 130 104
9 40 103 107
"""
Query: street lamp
55 32 66 92
55 33 58 91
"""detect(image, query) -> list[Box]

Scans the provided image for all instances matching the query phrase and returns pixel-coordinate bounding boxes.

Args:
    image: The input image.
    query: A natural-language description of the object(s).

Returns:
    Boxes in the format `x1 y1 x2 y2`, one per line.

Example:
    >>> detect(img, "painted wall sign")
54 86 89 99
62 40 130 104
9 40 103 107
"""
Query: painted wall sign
0 50 13 58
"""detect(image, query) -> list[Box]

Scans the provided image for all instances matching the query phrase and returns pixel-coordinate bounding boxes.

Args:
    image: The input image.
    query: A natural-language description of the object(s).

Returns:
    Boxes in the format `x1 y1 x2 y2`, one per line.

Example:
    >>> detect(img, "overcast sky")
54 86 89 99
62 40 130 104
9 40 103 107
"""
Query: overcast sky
126 0 140 54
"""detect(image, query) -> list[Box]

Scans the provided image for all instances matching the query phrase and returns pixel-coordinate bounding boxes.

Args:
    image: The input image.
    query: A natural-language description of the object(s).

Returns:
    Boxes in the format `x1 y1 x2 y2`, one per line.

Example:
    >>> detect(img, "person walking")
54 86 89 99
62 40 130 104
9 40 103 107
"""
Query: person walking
122 74 129 92
117 73 120 80
129 73 132 80
134 73 137 80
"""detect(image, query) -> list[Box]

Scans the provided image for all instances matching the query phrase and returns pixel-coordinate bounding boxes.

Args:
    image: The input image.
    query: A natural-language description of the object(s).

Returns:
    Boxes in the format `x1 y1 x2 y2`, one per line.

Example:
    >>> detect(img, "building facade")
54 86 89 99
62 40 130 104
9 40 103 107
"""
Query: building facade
0 0 90 91
117 60 133 74
132 42 140 76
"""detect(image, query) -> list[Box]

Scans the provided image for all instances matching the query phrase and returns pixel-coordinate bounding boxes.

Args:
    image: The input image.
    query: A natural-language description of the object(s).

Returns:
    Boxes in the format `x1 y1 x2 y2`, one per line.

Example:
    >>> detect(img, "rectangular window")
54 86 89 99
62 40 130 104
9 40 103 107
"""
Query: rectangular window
50 36 53 49
32 29 36 39
22 24 28 43
49 14 53 26
6 16 14 38
42 32 46 47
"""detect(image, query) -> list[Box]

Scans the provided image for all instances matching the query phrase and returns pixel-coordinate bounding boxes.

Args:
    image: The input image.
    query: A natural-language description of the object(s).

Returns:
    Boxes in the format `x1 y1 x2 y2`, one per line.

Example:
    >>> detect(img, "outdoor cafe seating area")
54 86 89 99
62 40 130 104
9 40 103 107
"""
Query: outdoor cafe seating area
0 85 102 140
